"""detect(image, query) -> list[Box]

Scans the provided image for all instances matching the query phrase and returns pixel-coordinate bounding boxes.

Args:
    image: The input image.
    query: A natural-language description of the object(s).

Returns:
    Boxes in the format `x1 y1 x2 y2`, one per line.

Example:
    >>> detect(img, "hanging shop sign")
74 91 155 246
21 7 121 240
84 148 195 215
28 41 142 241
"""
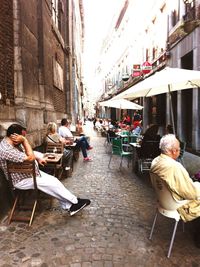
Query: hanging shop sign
142 61 152 75
132 64 141 77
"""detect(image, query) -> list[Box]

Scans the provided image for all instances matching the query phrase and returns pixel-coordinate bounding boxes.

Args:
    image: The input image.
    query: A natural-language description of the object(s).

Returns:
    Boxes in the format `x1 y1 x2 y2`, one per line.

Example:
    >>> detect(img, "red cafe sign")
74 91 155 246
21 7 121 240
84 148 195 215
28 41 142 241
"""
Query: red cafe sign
142 61 152 75
132 64 141 77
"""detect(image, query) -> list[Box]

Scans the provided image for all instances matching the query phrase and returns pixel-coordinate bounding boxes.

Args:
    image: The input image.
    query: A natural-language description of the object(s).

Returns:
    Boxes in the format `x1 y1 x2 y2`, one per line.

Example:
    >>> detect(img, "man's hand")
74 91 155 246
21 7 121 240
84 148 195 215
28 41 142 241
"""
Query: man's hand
10 134 25 145
37 158 47 166
33 151 46 166
9 133 35 162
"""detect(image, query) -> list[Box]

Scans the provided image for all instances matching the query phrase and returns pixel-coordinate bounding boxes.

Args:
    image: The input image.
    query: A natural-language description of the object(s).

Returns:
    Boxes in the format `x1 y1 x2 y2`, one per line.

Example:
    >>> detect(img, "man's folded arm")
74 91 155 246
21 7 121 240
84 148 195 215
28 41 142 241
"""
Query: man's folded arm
22 137 35 161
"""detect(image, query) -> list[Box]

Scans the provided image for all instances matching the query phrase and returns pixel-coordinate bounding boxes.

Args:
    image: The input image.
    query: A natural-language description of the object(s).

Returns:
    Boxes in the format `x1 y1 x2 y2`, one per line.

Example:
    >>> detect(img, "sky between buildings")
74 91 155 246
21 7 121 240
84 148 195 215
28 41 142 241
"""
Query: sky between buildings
83 0 125 100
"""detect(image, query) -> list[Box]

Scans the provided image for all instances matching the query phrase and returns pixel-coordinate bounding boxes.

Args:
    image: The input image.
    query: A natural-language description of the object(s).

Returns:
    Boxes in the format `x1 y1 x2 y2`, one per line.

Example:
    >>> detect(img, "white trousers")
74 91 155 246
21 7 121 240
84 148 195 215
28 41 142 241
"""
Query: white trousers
15 170 78 210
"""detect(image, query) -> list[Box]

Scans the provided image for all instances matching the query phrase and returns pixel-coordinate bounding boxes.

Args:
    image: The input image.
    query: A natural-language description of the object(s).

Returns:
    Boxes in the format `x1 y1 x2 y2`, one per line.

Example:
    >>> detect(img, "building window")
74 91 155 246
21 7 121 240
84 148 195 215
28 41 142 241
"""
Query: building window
53 58 64 91
51 0 63 32
183 0 195 20
171 10 178 27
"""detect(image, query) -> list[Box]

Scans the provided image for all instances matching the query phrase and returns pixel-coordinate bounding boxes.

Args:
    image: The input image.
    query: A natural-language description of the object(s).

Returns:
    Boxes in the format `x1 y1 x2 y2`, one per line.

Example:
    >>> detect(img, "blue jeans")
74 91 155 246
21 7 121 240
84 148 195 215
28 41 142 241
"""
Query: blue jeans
75 136 90 158
63 148 73 168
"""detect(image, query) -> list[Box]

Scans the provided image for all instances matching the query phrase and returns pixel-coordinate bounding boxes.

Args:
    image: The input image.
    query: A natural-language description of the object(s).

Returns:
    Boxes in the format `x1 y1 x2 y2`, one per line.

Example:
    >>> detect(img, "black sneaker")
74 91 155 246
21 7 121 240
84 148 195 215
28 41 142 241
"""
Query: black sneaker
69 198 91 216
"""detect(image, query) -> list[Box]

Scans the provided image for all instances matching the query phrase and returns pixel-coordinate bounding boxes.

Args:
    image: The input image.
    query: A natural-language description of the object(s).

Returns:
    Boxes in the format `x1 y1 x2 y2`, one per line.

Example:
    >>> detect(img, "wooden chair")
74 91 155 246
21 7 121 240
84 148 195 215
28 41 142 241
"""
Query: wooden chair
46 142 64 154
6 161 38 226
45 142 64 179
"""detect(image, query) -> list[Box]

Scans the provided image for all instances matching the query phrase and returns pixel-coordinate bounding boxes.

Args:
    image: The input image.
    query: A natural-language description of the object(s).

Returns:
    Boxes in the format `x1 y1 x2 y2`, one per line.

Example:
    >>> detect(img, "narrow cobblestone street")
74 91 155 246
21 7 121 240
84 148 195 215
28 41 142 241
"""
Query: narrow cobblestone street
0 122 200 267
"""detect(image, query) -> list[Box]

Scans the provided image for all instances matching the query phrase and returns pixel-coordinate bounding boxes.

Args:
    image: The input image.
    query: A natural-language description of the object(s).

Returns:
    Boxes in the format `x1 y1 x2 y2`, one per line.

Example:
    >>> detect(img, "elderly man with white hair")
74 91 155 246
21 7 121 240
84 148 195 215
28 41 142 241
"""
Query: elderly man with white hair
151 134 200 248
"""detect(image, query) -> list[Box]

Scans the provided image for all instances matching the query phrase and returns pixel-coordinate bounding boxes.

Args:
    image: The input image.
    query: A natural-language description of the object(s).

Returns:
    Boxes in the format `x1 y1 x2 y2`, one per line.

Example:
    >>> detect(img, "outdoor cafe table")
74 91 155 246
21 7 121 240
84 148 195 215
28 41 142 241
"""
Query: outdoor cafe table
43 153 63 177
116 132 139 144
115 132 128 138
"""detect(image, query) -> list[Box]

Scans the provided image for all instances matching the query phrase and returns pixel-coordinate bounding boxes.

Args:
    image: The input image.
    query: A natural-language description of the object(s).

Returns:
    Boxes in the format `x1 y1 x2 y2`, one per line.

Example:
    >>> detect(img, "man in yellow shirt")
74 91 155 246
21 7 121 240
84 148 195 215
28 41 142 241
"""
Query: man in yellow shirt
151 134 200 247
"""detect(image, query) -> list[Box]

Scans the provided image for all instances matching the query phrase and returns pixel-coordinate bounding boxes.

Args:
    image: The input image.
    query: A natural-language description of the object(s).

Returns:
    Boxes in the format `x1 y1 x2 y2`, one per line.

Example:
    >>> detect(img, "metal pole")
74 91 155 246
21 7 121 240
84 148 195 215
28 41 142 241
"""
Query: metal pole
168 84 176 135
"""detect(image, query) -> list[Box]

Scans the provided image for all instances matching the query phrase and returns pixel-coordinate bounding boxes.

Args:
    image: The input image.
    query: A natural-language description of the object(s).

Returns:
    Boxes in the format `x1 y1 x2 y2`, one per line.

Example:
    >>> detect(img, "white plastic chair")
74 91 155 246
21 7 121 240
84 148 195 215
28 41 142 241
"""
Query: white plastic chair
149 172 189 258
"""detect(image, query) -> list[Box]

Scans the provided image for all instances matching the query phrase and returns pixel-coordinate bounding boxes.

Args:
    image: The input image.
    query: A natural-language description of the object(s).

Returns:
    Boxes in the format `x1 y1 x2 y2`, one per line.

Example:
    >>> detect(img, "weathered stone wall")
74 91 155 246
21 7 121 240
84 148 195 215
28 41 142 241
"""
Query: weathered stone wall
0 1 15 219
0 0 14 118
0 0 68 144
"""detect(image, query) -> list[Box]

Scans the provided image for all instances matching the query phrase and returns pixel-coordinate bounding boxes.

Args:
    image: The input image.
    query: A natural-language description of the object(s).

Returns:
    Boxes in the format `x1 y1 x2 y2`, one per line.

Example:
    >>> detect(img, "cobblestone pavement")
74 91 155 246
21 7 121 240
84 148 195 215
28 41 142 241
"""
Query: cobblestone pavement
1 122 200 267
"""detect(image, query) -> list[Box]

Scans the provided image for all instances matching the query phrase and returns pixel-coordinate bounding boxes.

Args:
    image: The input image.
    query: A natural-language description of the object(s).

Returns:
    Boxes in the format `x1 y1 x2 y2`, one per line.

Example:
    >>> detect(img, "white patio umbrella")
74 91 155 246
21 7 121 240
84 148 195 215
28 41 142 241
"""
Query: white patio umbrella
114 67 200 99
113 67 200 132
99 98 143 110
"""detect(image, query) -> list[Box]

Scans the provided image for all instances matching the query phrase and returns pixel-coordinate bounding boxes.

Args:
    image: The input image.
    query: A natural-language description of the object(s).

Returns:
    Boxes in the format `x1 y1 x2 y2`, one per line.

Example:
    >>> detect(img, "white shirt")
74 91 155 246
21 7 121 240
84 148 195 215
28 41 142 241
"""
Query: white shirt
58 126 73 138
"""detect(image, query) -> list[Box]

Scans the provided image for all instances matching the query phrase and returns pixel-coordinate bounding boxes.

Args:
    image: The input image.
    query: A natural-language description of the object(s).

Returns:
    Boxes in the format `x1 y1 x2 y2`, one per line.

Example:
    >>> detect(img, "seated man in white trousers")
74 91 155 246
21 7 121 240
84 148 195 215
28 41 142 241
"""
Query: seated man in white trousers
0 124 90 216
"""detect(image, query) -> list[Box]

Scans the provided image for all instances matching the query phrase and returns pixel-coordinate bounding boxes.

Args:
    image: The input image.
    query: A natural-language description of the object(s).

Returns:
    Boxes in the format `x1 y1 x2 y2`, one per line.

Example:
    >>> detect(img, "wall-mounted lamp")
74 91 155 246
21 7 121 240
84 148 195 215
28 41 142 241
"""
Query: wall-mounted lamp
166 51 171 59
122 74 129 81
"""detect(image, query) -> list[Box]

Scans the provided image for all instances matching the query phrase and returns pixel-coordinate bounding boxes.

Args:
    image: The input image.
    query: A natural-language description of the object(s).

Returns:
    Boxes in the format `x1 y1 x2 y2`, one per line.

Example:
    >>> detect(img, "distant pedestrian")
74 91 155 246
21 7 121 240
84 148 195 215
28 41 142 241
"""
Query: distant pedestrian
132 111 142 129
93 117 97 129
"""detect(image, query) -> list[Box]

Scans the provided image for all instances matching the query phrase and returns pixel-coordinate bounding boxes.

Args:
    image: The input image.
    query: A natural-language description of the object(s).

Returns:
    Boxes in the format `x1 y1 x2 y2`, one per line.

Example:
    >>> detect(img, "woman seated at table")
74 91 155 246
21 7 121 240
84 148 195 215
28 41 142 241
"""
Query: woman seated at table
132 121 142 135
46 122 73 172
122 112 131 126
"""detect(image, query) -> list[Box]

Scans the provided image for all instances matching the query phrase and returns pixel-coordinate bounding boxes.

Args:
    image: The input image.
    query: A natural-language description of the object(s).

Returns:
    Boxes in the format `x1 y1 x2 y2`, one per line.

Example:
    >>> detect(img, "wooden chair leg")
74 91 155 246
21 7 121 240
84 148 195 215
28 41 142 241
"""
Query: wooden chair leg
57 168 64 180
29 200 38 226
8 195 19 225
